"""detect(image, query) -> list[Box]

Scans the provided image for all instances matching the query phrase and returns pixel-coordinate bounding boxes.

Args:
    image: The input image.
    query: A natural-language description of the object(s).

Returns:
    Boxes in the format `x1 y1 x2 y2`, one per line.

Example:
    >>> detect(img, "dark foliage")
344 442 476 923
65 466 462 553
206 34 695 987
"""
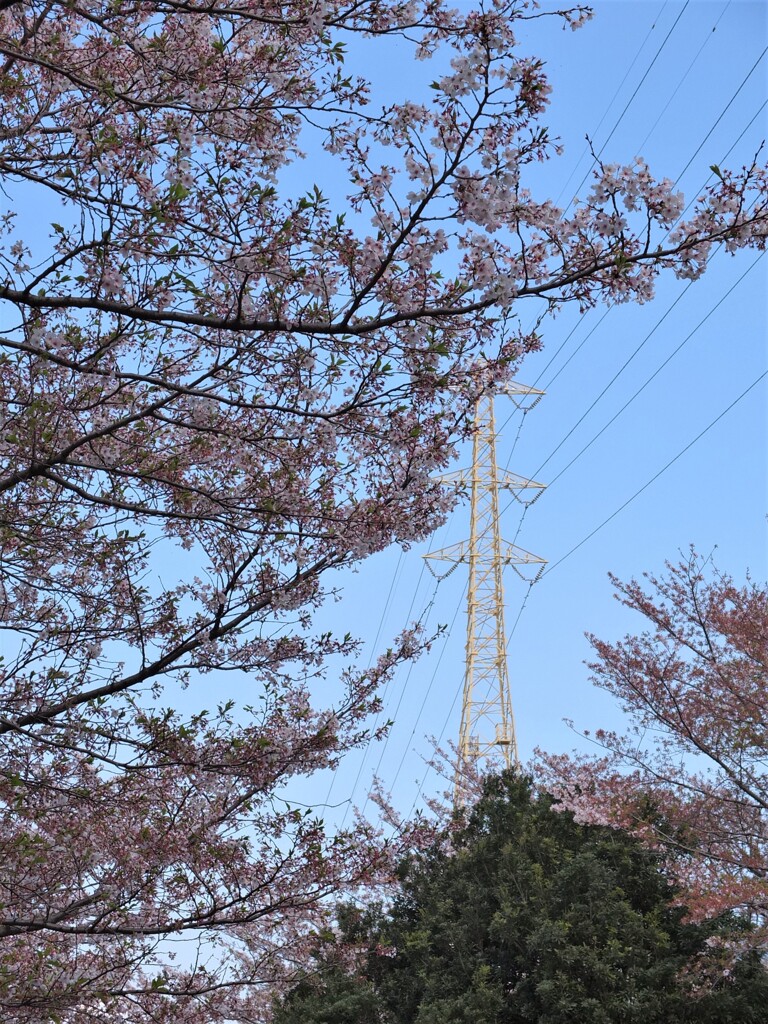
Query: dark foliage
274 773 768 1024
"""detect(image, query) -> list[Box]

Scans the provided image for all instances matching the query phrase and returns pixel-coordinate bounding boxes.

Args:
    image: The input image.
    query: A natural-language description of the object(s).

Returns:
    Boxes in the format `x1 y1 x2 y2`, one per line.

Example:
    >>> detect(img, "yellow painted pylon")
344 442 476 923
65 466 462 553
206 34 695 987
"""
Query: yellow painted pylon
425 383 546 802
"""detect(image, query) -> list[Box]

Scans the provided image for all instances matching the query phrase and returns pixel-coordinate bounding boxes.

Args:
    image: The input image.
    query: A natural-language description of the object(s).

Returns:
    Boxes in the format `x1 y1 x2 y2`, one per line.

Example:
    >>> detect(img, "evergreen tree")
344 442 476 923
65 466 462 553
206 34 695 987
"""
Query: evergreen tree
275 774 768 1024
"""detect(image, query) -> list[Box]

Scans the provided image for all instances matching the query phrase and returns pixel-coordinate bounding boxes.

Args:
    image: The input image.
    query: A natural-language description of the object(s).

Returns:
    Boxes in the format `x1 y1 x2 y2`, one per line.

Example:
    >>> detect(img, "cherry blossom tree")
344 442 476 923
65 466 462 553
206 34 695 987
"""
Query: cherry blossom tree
1 0 767 1020
537 552 768 954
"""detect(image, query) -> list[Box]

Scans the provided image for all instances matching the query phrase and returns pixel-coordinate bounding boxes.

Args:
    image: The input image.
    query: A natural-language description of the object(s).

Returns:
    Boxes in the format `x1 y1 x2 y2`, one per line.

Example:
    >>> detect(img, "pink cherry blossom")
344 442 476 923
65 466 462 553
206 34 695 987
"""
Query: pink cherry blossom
536 551 768 958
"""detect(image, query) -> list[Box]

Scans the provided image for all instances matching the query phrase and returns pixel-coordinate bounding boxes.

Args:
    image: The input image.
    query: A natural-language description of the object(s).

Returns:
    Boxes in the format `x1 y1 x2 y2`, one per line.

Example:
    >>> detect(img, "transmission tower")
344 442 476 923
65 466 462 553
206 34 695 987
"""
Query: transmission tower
425 383 546 800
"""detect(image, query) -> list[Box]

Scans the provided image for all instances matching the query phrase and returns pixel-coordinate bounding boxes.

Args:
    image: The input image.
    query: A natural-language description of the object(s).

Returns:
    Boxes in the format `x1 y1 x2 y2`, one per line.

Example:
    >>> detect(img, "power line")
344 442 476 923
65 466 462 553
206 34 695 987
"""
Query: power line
553 1 671 209
505 581 534 652
493 240 762 543
336 480 478 815
567 1 691 206
673 97 768 231
674 44 767 186
542 366 768 577
354 580 441 816
387 580 467 796
339 573 440 825
408 664 465 819
544 252 765 490
324 549 405 804
635 1 731 158
405 324 765 814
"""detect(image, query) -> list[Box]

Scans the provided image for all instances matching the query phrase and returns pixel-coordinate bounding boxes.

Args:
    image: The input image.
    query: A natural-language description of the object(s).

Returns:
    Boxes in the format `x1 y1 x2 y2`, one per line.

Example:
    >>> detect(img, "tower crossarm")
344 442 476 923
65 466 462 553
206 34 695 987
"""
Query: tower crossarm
424 539 546 568
498 380 545 410
440 468 547 504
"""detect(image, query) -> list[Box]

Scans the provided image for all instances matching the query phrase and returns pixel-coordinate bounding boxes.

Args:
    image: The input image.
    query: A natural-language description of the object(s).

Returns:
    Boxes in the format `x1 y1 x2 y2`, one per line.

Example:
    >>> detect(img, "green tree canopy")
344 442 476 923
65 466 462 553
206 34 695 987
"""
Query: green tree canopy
274 773 768 1024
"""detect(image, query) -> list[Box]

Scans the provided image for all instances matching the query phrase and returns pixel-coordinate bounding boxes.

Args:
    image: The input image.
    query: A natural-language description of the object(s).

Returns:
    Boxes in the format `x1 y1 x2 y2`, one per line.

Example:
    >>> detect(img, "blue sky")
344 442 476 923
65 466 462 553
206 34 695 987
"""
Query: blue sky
312 0 768 822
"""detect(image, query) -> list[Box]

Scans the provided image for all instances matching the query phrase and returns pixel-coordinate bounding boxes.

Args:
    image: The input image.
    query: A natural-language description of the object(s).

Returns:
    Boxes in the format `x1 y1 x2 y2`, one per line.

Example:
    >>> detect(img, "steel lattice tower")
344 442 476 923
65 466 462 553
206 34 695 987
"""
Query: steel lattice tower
425 383 546 798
